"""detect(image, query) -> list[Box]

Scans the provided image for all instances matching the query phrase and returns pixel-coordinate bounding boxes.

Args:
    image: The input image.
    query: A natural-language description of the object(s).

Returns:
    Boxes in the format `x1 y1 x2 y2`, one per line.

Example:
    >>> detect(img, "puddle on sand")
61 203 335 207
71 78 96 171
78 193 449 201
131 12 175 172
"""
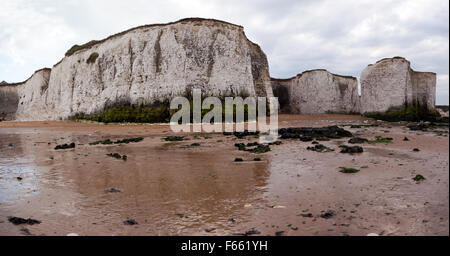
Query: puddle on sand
0 131 270 235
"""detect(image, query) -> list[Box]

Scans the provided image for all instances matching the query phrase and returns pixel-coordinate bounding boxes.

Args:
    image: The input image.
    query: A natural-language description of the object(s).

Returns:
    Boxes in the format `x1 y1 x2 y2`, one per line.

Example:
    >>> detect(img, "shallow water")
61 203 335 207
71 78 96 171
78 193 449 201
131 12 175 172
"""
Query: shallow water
0 129 272 235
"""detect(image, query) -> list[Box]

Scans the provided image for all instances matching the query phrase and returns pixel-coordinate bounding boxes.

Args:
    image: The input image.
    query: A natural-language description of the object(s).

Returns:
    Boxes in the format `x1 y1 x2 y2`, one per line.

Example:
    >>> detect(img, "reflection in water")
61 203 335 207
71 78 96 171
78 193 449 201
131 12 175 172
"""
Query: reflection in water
0 130 270 235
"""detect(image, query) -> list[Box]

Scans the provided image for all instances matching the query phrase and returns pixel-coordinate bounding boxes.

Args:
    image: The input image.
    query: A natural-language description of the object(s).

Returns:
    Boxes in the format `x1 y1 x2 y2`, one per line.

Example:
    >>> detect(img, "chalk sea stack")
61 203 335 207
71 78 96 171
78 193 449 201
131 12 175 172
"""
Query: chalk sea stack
361 57 436 115
0 18 438 121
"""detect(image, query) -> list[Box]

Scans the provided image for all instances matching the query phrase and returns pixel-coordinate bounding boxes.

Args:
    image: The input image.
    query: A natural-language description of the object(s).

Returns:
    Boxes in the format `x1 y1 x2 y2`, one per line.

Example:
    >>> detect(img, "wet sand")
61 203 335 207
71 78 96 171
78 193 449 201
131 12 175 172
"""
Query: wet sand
0 114 448 236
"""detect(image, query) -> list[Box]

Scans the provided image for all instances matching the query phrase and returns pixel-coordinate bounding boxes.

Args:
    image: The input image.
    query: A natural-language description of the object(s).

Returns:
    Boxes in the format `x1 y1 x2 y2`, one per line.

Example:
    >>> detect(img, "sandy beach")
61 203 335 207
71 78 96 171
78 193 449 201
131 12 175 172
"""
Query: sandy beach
0 114 448 236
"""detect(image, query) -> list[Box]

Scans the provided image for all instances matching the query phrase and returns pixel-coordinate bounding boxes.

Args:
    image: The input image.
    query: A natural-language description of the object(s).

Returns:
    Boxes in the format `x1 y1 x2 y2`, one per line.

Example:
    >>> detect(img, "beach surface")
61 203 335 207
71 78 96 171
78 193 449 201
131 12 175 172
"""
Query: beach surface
0 114 448 236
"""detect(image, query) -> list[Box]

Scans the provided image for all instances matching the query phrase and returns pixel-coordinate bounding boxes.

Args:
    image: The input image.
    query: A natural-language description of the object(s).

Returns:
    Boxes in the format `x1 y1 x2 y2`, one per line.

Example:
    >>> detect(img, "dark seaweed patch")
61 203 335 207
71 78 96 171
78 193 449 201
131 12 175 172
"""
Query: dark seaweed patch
54 143 75 150
279 126 352 140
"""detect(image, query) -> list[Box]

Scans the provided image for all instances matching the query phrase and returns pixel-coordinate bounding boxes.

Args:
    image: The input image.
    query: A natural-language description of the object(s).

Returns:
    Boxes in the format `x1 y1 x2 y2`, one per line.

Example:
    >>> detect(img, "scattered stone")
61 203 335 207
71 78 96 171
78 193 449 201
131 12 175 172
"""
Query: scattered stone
275 231 285 236
339 167 360 173
175 213 186 218
89 139 113 145
298 213 314 218
54 143 75 150
339 145 363 153
8 216 41 225
235 143 246 151
348 137 369 144
269 141 282 146
106 153 127 161
20 227 32 236
413 174 426 183
247 144 271 154
231 131 260 139
123 219 139 225
105 188 121 193
164 136 185 142
244 228 261 236
307 144 334 153
320 210 336 219
114 137 144 144
235 143 271 154
89 137 144 145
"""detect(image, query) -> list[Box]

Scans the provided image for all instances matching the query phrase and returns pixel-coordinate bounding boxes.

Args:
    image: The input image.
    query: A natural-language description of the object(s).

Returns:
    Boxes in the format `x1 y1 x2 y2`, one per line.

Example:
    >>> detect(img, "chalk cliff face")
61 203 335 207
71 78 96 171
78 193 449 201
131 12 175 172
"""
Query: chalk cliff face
360 57 436 114
0 18 438 121
0 84 19 120
0 69 51 120
5 18 273 121
271 70 360 114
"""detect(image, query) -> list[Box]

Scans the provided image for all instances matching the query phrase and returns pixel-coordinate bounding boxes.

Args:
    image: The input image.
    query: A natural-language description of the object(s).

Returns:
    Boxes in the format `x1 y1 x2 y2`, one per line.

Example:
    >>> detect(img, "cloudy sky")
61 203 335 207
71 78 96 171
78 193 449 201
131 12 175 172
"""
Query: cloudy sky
0 0 448 104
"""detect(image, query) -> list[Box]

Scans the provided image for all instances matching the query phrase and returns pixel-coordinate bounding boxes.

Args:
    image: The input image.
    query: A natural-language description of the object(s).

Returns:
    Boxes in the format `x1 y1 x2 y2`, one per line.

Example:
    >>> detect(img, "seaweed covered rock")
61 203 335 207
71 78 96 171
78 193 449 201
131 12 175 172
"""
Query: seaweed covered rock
8 217 41 225
307 144 334 153
234 142 271 154
279 126 352 140
348 137 369 144
339 145 363 153
54 143 75 150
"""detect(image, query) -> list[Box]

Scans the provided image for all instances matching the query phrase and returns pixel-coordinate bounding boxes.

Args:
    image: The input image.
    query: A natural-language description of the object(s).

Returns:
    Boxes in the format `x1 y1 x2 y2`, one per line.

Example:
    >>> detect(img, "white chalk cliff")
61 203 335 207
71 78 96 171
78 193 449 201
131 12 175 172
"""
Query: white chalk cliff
0 19 437 121
1 18 272 121
360 57 436 114
271 70 360 114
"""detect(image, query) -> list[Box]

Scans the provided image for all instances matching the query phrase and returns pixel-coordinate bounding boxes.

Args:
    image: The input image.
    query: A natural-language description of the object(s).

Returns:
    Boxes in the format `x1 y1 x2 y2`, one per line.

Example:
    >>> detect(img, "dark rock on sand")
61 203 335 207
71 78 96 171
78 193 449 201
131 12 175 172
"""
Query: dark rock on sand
339 145 364 153
54 143 75 150
8 216 41 225
123 219 139 225
307 144 334 153
105 188 121 193
320 210 336 219
348 137 369 144
279 126 352 140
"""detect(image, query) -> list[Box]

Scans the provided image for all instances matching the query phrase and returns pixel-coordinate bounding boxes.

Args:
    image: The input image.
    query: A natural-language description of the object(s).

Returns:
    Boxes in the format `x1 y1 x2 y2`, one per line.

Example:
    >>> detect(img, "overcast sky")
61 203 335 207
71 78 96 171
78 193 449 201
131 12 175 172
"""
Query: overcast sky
0 0 448 104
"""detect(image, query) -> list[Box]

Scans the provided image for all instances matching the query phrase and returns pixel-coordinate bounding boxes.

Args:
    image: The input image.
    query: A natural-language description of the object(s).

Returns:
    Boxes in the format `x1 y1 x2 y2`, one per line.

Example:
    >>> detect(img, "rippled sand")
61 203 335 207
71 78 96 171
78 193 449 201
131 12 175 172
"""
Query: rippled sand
0 115 448 236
